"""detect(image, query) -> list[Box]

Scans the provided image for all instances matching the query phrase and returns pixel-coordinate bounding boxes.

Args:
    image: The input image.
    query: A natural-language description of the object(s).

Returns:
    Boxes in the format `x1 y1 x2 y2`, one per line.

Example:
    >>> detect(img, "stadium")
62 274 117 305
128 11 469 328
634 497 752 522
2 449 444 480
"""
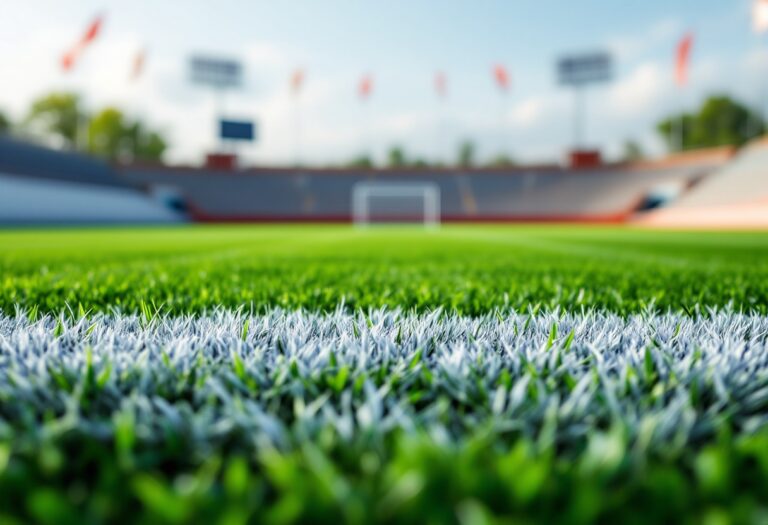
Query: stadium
2 1 768 524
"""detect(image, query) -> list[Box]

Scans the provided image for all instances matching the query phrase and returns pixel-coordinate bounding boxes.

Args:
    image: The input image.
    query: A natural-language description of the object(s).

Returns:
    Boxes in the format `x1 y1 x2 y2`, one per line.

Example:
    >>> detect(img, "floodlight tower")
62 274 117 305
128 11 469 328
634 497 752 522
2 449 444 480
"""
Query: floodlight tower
556 52 613 167
189 55 252 168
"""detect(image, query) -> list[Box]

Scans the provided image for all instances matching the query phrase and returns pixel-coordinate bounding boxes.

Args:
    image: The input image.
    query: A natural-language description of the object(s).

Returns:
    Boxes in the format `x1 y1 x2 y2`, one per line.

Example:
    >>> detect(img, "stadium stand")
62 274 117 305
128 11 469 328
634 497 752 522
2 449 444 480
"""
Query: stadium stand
636 139 768 228
0 137 184 224
0 136 123 187
0 135 735 224
121 154 725 223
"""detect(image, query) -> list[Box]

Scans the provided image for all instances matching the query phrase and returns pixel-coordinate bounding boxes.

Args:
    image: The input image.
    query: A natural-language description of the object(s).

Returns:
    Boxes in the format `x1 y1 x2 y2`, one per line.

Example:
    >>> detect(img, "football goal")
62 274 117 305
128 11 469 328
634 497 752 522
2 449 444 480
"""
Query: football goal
351 182 441 227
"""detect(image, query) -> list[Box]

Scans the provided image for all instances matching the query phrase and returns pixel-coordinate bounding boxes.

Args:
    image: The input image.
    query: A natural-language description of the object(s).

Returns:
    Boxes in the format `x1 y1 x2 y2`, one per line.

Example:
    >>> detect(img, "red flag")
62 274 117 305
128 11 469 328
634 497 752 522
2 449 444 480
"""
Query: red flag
434 71 447 97
675 33 694 87
291 69 305 95
61 14 104 72
61 50 77 71
493 64 510 92
358 74 373 100
130 49 146 81
82 16 102 43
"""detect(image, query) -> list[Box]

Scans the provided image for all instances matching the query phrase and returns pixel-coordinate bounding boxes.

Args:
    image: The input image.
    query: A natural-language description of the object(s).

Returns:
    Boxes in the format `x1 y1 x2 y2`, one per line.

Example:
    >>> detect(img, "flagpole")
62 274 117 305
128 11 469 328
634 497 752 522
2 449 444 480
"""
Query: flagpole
754 0 768 138
673 33 693 154
500 90 508 160
363 98 371 165
359 95 368 165
290 70 304 168
215 87 226 155
434 72 444 165
358 75 373 165
294 94 301 167
438 98 447 166
573 86 585 150
492 65 511 161
66 14 104 154
127 49 143 162
761 31 767 138
76 66 90 153
748 29 764 140
675 84 684 153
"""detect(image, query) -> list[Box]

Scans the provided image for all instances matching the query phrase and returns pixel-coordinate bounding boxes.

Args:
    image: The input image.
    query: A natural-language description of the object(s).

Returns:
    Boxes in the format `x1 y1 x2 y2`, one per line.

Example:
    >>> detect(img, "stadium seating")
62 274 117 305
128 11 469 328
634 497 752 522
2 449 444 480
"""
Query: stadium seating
636 139 768 228
0 135 736 224
0 136 122 187
121 159 724 222
0 137 183 224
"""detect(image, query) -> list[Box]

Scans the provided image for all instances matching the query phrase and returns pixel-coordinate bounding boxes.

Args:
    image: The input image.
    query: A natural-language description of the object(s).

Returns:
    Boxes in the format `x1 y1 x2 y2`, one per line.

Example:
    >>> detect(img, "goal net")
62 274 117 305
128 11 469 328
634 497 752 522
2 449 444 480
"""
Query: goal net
351 182 441 227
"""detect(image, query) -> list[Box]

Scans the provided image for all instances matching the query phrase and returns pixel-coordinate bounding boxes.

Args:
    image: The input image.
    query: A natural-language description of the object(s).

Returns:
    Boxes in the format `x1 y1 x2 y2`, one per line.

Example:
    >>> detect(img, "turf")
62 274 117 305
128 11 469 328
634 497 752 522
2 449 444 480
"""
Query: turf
3 225 768 524
3 307 768 524
1 225 768 315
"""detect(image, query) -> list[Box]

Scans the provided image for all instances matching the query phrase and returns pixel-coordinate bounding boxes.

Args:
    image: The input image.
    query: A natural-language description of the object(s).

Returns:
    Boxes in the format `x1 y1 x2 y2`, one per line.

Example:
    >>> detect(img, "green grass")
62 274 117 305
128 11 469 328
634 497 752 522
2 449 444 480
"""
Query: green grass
3 224 768 524
2 224 768 315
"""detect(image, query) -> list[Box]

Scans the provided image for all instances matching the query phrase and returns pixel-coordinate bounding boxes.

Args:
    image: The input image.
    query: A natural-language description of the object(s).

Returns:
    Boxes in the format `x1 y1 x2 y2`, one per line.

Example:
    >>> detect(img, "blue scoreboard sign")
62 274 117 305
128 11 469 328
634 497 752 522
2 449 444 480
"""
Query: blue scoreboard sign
557 52 613 86
190 56 243 89
219 120 256 141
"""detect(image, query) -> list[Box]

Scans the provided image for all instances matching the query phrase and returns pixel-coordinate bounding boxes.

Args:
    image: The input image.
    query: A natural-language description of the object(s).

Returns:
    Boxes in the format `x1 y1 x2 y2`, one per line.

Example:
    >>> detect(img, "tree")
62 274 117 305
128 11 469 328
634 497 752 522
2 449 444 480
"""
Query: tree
622 140 645 162
487 154 515 168
0 110 10 134
23 93 167 161
87 108 167 162
346 154 374 169
25 92 84 147
387 146 408 168
88 108 128 160
134 129 167 162
457 140 475 168
657 95 764 152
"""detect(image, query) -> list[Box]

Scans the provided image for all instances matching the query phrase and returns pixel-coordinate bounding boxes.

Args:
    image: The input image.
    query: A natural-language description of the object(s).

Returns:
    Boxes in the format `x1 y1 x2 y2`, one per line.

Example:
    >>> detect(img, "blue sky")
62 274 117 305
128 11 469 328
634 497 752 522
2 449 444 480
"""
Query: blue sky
0 0 763 165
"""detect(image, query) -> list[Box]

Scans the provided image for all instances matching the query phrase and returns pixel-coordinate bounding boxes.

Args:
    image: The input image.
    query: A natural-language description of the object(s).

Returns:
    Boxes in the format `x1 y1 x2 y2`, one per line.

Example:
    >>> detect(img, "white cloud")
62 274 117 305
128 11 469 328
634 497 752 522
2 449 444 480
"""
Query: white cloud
606 62 669 117
607 18 683 62
510 97 545 127
0 6 761 167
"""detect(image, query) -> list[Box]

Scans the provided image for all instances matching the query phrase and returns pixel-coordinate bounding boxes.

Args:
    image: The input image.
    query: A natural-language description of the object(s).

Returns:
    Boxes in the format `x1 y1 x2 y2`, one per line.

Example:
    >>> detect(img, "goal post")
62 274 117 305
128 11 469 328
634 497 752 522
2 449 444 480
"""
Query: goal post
351 182 441 227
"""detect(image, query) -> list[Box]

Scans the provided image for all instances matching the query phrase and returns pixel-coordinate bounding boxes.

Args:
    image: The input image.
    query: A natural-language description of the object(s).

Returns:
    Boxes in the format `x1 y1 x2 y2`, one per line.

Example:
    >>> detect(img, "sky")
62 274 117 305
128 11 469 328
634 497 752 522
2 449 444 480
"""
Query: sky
0 0 765 166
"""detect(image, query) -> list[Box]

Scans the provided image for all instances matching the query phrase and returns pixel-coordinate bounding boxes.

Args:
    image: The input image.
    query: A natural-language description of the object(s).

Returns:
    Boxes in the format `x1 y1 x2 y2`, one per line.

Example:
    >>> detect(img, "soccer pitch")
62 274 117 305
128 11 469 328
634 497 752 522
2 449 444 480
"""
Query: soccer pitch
2 225 768 524
2 225 768 314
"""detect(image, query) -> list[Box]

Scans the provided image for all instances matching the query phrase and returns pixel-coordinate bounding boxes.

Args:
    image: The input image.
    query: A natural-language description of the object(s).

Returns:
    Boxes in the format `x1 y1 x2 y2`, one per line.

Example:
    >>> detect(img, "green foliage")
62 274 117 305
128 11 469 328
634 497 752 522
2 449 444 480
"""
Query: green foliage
133 128 167 162
88 108 127 160
1 225 767 316
487 153 515 168
457 140 476 168
657 94 765 152
88 107 167 162
385 145 430 168
622 140 645 162
387 145 408 168
25 92 84 147
346 155 375 169
0 109 11 134
22 92 167 160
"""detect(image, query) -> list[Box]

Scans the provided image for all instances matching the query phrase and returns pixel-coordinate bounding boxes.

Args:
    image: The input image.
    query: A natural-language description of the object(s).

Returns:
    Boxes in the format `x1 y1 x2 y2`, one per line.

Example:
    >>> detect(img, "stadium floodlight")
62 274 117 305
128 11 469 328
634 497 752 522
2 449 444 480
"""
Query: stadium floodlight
556 51 613 149
189 55 244 153
189 56 243 89
352 182 440 227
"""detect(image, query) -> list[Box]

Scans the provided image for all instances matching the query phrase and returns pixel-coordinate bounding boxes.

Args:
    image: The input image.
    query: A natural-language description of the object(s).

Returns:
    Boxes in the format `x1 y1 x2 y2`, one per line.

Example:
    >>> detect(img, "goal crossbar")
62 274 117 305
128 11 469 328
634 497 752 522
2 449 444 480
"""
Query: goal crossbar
352 182 440 227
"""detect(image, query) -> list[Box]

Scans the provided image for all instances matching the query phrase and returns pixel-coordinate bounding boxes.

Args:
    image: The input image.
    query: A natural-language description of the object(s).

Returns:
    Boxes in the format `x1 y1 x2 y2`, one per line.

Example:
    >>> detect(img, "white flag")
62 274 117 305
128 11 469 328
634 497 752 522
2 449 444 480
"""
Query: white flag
754 0 768 33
